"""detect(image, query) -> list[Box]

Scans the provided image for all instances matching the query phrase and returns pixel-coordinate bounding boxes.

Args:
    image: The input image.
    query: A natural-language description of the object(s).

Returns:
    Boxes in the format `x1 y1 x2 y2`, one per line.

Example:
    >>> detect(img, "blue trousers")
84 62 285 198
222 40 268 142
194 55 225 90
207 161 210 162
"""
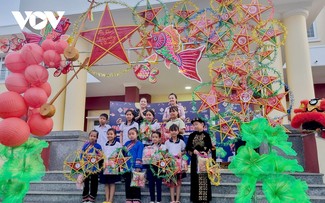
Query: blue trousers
146 165 162 202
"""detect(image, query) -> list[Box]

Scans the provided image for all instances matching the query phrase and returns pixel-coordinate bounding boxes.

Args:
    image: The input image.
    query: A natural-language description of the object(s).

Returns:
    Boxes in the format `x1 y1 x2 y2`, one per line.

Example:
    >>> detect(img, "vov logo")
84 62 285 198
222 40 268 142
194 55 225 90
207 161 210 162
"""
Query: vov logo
12 11 65 30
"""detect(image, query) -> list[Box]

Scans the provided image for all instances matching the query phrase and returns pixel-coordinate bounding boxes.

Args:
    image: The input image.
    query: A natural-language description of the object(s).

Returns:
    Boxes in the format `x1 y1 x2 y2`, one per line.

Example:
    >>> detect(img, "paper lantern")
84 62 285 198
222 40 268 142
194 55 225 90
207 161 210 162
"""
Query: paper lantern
28 113 53 136
41 39 56 51
38 82 52 97
25 64 49 86
43 50 61 68
24 87 48 108
4 52 27 73
5 73 29 94
20 43 44 65
55 40 68 54
0 91 27 119
0 117 30 147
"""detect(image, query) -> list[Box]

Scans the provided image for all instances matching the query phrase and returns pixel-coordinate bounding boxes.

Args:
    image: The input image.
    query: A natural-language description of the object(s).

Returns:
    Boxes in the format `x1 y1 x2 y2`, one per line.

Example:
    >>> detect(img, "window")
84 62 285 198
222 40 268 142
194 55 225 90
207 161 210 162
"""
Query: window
307 22 318 41
0 56 10 82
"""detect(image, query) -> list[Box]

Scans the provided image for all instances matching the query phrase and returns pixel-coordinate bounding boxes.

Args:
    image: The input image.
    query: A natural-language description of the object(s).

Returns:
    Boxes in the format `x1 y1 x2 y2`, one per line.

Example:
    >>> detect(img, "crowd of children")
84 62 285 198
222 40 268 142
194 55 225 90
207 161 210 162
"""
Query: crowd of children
80 106 215 203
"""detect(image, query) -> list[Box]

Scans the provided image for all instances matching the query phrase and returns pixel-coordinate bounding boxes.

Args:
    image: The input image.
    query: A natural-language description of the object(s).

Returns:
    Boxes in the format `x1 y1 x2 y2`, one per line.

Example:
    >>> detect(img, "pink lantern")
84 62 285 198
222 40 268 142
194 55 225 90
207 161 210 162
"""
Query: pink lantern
25 64 49 86
0 91 27 119
0 117 30 147
41 39 56 51
55 40 68 54
20 43 44 65
28 113 53 136
24 87 48 108
43 50 61 68
4 52 27 73
38 82 52 97
5 73 29 94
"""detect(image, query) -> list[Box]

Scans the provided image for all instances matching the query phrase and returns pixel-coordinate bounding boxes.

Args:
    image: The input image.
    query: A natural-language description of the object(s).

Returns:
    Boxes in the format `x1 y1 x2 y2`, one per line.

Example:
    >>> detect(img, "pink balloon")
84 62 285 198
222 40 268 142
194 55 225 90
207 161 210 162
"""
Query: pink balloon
55 40 68 54
4 52 27 73
20 43 44 65
24 87 48 108
41 39 56 51
5 73 29 94
0 117 30 147
0 91 27 119
38 82 52 97
25 64 49 86
43 50 61 68
28 113 53 136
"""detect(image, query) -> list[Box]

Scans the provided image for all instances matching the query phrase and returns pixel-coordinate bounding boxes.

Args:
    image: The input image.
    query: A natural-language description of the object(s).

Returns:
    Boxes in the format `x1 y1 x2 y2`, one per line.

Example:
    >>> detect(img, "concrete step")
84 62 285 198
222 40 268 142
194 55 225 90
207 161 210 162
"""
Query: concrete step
42 170 325 185
29 180 325 196
24 191 325 203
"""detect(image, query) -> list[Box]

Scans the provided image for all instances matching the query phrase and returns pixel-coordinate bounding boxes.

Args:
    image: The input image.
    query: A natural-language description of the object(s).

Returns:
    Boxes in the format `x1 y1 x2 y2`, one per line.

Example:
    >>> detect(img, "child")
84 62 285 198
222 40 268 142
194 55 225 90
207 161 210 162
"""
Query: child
81 130 103 203
94 113 111 149
120 109 139 145
100 128 122 203
147 131 165 203
186 118 214 203
165 106 186 140
140 109 160 146
124 127 144 203
165 124 186 203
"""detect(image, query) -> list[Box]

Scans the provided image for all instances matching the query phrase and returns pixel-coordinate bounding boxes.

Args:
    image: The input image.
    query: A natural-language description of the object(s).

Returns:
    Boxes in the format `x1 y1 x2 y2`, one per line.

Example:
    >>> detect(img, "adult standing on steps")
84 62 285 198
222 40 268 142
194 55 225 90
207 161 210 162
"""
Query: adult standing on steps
186 118 214 203
163 93 186 122
134 97 149 125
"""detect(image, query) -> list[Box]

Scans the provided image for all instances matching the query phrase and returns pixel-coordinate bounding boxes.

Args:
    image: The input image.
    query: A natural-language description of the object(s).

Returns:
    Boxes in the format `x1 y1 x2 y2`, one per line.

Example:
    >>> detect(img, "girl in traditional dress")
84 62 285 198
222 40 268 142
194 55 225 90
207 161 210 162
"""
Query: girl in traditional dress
186 118 214 203
100 128 122 203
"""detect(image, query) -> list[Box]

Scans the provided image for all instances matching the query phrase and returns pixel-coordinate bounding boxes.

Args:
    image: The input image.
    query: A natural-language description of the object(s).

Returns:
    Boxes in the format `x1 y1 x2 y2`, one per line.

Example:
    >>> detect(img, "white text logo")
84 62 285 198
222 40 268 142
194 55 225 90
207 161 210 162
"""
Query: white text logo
12 11 65 30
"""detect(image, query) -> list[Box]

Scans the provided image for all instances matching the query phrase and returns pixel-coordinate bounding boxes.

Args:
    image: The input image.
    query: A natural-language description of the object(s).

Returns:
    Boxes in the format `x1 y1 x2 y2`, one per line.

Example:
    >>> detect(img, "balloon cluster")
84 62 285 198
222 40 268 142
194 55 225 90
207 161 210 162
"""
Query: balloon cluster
0 39 67 147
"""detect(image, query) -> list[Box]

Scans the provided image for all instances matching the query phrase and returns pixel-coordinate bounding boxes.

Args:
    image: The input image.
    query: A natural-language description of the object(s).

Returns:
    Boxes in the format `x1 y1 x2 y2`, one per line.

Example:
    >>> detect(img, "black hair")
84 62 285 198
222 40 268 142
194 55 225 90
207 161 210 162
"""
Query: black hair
107 128 116 135
169 124 179 132
152 131 161 138
169 106 179 118
144 109 155 118
125 109 136 125
169 93 178 103
128 127 138 134
100 113 108 120
89 129 99 138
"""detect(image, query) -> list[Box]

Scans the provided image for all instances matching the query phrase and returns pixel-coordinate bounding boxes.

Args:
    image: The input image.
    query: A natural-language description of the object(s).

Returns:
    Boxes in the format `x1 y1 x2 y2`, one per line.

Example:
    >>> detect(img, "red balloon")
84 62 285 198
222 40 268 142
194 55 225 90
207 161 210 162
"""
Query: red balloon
24 87 48 108
25 64 49 86
43 50 61 68
20 43 44 65
5 73 29 94
55 40 68 54
38 82 52 97
0 118 30 147
0 91 27 119
4 52 27 73
28 113 53 136
41 39 56 51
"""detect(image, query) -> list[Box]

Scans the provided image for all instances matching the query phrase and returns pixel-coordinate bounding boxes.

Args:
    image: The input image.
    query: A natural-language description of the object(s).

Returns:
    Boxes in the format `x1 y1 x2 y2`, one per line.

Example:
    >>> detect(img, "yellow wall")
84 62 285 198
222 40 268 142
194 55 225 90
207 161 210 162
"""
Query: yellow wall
316 137 325 182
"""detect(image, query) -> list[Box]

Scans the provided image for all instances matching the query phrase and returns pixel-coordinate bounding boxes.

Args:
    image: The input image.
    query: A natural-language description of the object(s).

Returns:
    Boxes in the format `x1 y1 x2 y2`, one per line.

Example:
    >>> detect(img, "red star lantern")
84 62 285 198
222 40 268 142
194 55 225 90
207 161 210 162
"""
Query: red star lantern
240 0 272 23
189 9 219 38
230 25 253 55
223 55 251 75
80 4 139 66
210 116 239 141
262 92 287 115
233 89 261 114
195 87 224 114
137 0 162 26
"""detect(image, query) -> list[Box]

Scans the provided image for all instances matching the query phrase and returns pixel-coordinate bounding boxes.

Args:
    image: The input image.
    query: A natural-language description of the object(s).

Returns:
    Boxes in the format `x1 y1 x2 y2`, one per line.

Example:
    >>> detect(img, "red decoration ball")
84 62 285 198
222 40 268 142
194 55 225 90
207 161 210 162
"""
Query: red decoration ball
4 52 27 73
41 39 56 51
24 87 48 108
55 40 68 54
25 64 49 86
28 113 53 136
20 43 44 65
5 73 29 94
38 82 52 97
0 117 30 147
43 50 61 68
0 91 27 119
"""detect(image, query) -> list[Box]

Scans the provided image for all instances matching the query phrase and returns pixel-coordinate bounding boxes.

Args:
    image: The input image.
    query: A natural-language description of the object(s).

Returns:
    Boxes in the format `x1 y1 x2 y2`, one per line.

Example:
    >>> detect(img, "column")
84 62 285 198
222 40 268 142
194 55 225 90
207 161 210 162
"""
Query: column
283 9 315 117
124 83 140 102
47 69 67 131
63 40 89 130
